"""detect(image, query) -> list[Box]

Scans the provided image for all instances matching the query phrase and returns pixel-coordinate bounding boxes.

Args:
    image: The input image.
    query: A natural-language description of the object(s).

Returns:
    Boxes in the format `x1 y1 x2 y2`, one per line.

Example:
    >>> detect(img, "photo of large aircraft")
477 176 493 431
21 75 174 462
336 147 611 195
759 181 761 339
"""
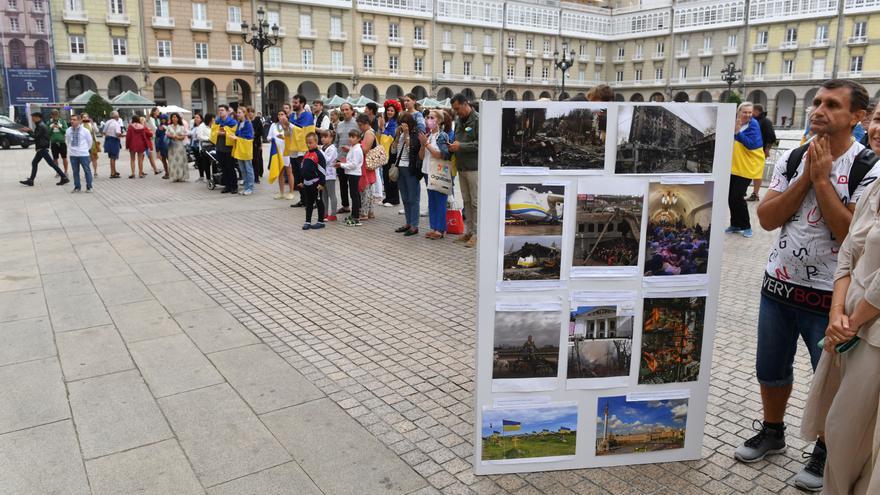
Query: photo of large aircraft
506 186 565 223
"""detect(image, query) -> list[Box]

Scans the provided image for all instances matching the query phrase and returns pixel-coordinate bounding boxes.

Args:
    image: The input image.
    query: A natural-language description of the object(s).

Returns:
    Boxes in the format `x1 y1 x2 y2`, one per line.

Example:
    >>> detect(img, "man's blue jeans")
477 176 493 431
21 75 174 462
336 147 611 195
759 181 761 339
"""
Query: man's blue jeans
756 294 827 387
69 155 92 190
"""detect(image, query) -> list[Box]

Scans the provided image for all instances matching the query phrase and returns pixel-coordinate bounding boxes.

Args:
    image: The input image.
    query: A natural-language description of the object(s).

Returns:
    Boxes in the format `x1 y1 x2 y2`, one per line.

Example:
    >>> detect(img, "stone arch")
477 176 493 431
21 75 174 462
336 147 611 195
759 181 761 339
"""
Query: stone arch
385 84 404 100
266 80 289 117
34 40 50 69
328 82 349 98
803 87 819 110
153 76 181 106
539 90 552 100
719 90 735 102
696 90 713 103
576 92 587 100
522 90 535 101
227 79 252 109
191 78 217 114
108 75 138 99
747 90 768 108
296 81 321 101
775 89 796 127
673 91 690 102
630 93 644 102
66 74 98 100
481 89 497 101
504 90 517 101
649 92 665 102
411 85 428 100
614 93 625 102
437 87 453 100
559 91 570 100
462 88 477 102
360 83 379 101
8 39 26 69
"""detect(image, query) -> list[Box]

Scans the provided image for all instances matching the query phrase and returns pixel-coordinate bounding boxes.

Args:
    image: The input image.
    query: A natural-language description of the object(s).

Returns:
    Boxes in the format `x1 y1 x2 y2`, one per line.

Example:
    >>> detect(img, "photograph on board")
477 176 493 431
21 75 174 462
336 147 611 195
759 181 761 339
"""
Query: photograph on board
503 235 563 281
567 305 633 379
482 403 578 461
595 396 687 456
493 310 561 380
505 184 565 236
572 193 643 267
616 105 717 174
501 106 607 170
639 296 706 384
644 182 713 277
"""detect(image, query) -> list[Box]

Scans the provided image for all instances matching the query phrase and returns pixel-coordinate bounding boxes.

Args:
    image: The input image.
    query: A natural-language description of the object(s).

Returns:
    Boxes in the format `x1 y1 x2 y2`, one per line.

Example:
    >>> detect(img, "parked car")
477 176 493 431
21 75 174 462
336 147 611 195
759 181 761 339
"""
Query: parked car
0 115 33 149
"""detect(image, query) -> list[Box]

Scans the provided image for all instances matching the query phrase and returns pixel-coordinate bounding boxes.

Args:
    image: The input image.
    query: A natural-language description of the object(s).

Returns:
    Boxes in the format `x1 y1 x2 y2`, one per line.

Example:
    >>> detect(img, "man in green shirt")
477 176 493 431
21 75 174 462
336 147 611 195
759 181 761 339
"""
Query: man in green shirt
449 94 479 248
48 109 69 175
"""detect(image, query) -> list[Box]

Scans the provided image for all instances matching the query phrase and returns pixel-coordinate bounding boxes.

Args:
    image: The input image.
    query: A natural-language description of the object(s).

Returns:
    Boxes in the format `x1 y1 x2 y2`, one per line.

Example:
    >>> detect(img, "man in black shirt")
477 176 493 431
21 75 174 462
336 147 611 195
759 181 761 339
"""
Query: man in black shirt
748 104 777 201
20 112 68 186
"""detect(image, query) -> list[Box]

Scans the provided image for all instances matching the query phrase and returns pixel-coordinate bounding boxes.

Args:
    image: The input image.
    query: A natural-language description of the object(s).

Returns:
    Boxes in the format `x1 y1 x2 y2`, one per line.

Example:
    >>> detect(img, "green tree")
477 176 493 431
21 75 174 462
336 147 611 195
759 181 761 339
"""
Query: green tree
725 92 743 105
83 94 112 121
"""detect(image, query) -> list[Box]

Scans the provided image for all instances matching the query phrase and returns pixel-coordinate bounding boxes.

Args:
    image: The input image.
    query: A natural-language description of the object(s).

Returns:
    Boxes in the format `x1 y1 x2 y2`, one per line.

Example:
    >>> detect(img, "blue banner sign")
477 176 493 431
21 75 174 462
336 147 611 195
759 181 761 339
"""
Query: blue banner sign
4 69 57 106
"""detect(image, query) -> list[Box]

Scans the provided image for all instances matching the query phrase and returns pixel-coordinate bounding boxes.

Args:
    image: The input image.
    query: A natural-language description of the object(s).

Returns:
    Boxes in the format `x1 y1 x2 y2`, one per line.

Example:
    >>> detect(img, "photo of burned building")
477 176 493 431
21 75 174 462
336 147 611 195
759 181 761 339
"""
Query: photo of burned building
573 194 643 267
616 105 716 174
502 106 607 170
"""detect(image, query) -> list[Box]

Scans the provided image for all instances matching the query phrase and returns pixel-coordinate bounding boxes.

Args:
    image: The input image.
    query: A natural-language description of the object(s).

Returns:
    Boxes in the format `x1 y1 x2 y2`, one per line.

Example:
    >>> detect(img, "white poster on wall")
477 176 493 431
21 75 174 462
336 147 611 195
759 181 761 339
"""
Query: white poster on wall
474 101 734 475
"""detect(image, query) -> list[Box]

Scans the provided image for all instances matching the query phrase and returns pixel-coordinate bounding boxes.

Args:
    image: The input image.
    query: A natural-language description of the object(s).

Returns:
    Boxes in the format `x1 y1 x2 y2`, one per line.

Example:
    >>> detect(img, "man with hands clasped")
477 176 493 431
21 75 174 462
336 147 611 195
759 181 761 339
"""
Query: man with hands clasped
734 79 880 493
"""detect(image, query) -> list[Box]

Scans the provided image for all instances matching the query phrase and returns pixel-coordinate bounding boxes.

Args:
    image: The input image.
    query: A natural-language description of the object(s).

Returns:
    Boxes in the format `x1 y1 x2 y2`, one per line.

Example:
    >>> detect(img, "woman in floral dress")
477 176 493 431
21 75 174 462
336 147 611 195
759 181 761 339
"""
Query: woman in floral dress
165 113 189 182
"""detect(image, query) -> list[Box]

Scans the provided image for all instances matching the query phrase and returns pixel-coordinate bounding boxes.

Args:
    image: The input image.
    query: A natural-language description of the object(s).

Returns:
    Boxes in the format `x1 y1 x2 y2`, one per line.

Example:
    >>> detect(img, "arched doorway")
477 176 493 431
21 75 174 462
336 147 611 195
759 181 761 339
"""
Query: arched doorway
411 86 428 100
719 90 737 102
614 93 625 102
360 84 379 101
649 92 665 102
673 91 690 102
153 77 181 106
328 82 349 98
385 84 404 100
747 90 768 107
539 91 552 100
481 89 497 101
504 90 517 101
803 88 819 110
437 87 453 100
108 75 138 99
266 80 289 117
296 81 320 101
8 39 26 68
576 92 587 100
696 90 712 103
522 90 535 101
559 92 570 100
227 79 252 110
630 93 644 102
775 89 796 127
462 88 477 102
191 78 217 114
34 40 50 69
66 74 98 100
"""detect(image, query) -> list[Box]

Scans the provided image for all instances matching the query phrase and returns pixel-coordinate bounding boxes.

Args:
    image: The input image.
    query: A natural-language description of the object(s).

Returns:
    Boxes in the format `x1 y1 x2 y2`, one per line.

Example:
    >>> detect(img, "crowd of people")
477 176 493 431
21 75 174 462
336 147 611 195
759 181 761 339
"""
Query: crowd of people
644 221 709 276
17 93 481 245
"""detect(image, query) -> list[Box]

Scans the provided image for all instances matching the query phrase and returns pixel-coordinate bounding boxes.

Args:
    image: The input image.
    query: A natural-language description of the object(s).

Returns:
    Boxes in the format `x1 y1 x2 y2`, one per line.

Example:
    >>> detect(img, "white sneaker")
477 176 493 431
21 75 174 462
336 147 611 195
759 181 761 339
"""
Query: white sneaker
242 190 253 196
398 209 405 215
383 202 393 207
285 193 294 200
273 193 283 200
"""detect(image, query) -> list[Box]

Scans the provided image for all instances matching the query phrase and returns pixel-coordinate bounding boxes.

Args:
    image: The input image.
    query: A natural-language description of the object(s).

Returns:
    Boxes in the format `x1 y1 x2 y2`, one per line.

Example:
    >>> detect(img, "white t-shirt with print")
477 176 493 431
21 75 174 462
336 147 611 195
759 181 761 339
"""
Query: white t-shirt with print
765 140 880 291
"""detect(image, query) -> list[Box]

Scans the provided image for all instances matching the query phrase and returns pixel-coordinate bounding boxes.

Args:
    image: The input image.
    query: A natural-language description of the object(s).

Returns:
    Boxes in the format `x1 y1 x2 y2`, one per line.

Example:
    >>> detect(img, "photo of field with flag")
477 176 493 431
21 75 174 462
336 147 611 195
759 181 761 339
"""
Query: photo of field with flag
481 404 578 461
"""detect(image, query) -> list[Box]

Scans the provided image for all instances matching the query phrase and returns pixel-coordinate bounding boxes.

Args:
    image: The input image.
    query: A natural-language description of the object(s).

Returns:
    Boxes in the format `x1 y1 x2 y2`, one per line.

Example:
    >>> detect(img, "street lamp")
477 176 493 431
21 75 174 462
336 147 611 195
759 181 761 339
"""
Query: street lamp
553 42 576 101
241 6 279 116
720 62 742 98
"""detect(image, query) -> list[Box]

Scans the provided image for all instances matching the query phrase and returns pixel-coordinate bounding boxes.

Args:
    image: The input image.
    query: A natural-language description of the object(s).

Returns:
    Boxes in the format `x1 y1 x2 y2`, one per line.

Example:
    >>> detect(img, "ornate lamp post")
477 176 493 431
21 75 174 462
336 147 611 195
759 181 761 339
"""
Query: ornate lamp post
553 42 576 100
720 62 742 98
242 6 279 116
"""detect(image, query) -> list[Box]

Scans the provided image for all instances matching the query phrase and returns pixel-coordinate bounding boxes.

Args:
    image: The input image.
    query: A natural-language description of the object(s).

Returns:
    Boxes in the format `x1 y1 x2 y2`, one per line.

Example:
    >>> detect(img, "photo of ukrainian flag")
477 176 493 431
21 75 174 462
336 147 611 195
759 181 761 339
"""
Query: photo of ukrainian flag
481 404 577 462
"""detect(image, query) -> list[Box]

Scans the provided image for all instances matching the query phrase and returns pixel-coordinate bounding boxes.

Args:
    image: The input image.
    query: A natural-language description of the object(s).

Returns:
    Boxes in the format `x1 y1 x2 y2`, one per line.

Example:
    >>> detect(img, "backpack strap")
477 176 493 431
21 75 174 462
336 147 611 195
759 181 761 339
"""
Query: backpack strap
784 144 811 183
848 148 879 200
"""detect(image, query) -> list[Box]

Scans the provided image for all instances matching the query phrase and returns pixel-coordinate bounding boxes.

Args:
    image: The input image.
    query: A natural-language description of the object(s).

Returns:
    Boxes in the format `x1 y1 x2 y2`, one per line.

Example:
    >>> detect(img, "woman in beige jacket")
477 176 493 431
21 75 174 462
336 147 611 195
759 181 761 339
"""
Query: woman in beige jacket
802 105 880 494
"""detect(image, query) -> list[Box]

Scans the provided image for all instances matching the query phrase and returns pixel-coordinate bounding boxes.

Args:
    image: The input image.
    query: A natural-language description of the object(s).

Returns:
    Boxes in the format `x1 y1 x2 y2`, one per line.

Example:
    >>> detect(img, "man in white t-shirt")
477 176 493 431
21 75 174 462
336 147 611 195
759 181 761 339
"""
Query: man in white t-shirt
65 114 94 192
733 80 880 493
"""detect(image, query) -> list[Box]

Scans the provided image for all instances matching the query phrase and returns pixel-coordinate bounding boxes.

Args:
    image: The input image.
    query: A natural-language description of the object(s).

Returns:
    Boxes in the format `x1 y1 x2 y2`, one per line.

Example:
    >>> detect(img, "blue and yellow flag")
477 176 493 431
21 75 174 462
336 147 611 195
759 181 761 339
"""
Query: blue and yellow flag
267 124 288 184
291 111 315 154
502 420 521 432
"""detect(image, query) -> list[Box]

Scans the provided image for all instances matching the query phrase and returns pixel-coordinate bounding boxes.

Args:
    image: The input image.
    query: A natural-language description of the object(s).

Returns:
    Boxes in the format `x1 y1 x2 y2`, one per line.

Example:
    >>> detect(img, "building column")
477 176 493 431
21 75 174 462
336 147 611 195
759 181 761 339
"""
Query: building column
181 89 193 113
792 100 804 129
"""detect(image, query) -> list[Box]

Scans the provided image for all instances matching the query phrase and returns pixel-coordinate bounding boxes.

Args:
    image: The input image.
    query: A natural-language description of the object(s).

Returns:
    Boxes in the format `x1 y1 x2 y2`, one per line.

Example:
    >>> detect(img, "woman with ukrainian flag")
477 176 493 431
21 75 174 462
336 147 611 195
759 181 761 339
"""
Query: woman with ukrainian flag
228 107 255 196
267 111 295 199
211 105 239 194
728 101 764 238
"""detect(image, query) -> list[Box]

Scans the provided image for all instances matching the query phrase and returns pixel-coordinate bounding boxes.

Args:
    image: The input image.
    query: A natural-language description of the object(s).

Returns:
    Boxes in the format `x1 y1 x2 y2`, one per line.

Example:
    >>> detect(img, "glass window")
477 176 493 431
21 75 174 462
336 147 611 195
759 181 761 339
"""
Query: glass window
812 58 825 77
525 38 533 51
442 59 451 74
783 59 794 74
195 42 208 60
654 67 663 79
757 31 768 45
362 20 373 36
414 57 423 73
414 26 423 41
154 0 168 17
389 23 399 39
228 6 241 24
111 37 127 55
330 17 342 36
390 55 399 72
854 21 867 38
615 70 623 82
109 0 124 14
192 3 207 21
634 68 642 81
656 41 665 54
7 0 16 8
541 66 549 80
443 30 451 43
785 27 797 42
301 49 313 68
231 44 242 61
525 65 532 78
464 32 472 46
484 63 492 77
331 51 343 68
484 34 492 48
851 55 863 72
702 64 711 78
680 38 688 51
543 39 550 52
70 35 85 54
268 46 281 66
617 46 624 57
9 16 18 31
464 61 471 75
507 36 515 50
816 24 828 40
34 18 44 33
363 54 374 71
703 36 711 49
300 14 312 33
157 40 171 58
754 60 765 75
727 34 737 47
679 65 687 79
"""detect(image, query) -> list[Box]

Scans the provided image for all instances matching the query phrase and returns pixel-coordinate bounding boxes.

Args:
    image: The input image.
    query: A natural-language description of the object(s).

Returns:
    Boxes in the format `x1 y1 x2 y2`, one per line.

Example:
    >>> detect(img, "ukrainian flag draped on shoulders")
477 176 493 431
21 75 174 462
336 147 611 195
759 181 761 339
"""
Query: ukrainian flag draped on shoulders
232 119 254 161
291 111 315 154
267 122 290 184
732 117 765 180
210 114 237 147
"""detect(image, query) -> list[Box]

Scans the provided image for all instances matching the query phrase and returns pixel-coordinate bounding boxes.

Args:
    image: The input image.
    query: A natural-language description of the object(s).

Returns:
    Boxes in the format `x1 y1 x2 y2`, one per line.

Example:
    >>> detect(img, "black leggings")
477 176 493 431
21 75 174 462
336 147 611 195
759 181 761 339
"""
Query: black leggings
338 171 350 207
219 151 237 192
197 147 212 178
729 174 752 230
302 184 325 223
30 148 65 181
382 162 399 205
348 175 361 219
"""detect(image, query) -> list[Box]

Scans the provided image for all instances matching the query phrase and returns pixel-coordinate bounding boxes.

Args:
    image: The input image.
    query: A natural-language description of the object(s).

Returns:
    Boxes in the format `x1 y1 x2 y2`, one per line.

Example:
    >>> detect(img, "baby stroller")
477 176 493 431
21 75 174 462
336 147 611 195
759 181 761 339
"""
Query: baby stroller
198 143 222 190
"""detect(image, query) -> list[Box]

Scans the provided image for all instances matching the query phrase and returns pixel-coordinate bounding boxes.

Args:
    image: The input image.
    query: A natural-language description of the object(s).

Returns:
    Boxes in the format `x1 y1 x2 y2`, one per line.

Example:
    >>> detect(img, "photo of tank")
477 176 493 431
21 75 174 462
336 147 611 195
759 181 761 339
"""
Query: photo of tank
501 106 607 170
616 105 717 174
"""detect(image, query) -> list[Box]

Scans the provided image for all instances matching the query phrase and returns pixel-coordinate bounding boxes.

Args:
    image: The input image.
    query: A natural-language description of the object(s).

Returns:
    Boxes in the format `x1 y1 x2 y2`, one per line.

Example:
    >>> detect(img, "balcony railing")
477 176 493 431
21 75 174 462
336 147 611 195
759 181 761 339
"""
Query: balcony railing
845 0 880 12
413 38 428 48
722 46 738 54
299 28 317 39
613 55 625 63
752 43 768 51
676 50 690 58
463 44 476 53
441 42 456 52
542 51 554 59
848 35 868 45
149 56 255 70
698 48 713 56
226 22 242 33
839 70 880 78
191 19 212 31
57 53 141 65
152 16 175 28
105 12 130 25
270 63 352 73
652 52 665 60
744 72 829 82
388 36 404 46
779 40 798 50
578 54 589 62
62 9 88 23
362 34 377 44
484 46 496 55
507 47 520 56
809 38 830 47
632 53 644 61
594 55 605 63
524 50 536 58
329 31 348 41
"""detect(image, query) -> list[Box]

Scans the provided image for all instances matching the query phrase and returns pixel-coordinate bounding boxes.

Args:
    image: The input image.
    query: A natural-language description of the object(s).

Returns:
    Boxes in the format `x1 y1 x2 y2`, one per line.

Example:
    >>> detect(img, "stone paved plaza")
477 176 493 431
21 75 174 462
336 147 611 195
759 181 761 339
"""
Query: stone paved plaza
0 147 816 495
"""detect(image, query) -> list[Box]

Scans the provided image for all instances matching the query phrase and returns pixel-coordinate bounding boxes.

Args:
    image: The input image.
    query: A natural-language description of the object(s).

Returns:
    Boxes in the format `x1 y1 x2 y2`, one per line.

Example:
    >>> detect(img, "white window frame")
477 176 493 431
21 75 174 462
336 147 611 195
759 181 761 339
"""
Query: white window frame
615 70 624 82
414 57 423 74
363 53 374 72
851 55 863 73
754 60 765 75
154 0 168 18
109 0 124 14
785 27 797 42
389 54 399 73
301 49 313 69
484 62 492 77
442 59 451 74
506 64 515 79
414 25 424 41
228 6 241 24
268 46 282 67
300 14 312 33
362 20 373 36
331 50 344 69
70 35 86 54
195 42 208 60
654 67 663 80
192 3 207 21
702 64 711 78
634 68 642 81
230 44 243 61
854 21 867 38
111 37 127 56
783 59 794 74
330 17 342 37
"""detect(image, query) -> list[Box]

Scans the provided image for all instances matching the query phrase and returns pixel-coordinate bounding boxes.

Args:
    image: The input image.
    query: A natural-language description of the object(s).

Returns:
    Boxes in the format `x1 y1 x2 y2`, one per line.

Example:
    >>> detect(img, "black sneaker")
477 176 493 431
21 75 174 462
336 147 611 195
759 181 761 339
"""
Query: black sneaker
793 442 826 492
292 201 304 207
56 177 70 186
19 179 33 186
733 420 786 463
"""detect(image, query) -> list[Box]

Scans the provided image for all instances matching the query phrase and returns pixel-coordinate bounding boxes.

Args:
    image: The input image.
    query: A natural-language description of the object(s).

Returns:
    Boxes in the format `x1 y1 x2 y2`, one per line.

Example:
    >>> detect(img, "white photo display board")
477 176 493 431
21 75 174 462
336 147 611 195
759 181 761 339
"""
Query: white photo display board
474 101 734 474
